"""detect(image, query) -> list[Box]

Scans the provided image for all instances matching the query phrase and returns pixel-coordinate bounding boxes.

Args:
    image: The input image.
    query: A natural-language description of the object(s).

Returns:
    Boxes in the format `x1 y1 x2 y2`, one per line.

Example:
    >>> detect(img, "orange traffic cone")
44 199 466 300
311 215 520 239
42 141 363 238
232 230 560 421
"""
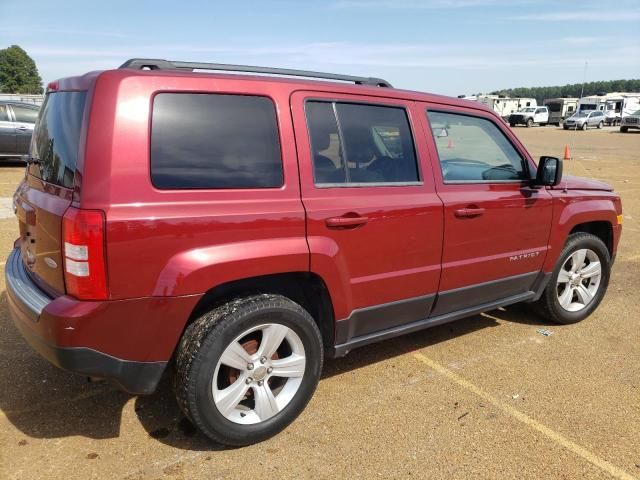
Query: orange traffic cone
563 144 571 160
447 138 455 149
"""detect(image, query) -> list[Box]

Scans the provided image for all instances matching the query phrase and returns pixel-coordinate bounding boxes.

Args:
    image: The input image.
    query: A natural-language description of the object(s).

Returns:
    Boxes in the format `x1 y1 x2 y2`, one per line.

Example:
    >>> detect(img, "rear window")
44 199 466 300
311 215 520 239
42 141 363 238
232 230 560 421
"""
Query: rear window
32 91 87 188
150 93 283 189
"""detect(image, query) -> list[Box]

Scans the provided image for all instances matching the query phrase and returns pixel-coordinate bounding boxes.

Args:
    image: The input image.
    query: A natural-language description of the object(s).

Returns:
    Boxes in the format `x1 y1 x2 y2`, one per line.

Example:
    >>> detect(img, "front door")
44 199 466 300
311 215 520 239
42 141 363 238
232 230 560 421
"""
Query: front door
291 91 443 343
420 104 553 316
10 104 38 153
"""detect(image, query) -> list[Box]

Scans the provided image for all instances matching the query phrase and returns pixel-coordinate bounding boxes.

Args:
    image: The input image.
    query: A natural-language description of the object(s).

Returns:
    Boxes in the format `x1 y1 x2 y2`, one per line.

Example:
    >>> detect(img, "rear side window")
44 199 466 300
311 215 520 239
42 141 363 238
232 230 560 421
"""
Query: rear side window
427 110 527 182
13 105 39 123
32 91 87 188
151 93 283 189
306 101 419 185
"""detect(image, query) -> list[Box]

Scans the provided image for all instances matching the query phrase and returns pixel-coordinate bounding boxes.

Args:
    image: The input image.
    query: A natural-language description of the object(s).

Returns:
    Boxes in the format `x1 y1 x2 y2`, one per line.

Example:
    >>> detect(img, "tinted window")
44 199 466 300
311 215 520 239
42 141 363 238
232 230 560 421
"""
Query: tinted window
0 105 9 122
151 93 282 189
306 101 419 185
32 92 87 188
427 111 527 182
13 105 39 123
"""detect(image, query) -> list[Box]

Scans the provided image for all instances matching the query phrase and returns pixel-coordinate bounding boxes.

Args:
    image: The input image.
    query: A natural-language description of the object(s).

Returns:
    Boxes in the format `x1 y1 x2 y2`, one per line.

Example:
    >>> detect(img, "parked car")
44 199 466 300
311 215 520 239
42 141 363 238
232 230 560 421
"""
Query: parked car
620 109 640 132
509 106 549 127
0 101 39 161
564 110 605 130
6 59 622 446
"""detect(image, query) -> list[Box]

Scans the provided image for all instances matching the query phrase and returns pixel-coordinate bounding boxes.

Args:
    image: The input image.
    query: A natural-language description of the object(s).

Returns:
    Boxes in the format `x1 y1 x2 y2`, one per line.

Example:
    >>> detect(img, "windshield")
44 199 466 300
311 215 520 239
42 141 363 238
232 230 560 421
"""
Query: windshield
573 113 588 118
521 107 536 112
31 91 87 188
633 109 640 116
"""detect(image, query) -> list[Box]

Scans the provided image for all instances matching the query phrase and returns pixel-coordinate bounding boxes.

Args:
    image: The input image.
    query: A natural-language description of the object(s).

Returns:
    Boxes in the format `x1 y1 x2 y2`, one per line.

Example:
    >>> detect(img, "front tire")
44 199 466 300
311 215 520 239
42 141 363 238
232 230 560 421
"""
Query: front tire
620 126 628 133
598 121 604 129
174 294 323 446
526 118 533 128
581 122 587 131
535 233 611 324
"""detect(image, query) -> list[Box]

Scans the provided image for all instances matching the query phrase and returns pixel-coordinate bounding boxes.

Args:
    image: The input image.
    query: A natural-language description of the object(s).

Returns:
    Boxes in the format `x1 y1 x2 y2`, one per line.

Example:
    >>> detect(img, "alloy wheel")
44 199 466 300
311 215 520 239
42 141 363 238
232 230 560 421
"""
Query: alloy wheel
556 249 602 312
212 323 306 424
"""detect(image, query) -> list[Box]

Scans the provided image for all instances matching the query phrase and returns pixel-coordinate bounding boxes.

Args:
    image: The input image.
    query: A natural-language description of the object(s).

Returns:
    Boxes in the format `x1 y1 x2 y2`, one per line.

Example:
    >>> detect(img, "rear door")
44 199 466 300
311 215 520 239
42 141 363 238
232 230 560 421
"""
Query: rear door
14 91 88 295
420 103 553 316
292 91 443 341
10 104 39 153
0 104 16 154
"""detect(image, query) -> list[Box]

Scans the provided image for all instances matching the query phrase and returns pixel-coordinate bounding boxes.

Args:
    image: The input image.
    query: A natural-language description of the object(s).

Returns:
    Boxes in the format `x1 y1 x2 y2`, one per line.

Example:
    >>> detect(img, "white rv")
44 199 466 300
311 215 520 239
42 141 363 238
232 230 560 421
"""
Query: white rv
476 95 536 119
578 92 640 125
543 98 578 125
603 93 640 126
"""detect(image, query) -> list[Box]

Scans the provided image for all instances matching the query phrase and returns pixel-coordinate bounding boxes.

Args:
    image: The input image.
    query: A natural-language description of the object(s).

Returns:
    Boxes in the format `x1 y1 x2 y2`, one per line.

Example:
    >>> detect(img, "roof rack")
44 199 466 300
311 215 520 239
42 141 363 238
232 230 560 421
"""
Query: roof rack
118 58 392 88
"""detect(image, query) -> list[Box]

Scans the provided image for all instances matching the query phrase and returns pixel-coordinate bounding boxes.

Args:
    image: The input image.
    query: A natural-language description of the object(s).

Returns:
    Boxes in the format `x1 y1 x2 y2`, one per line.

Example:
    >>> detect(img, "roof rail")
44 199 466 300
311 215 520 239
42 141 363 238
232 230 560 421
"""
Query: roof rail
118 58 393 88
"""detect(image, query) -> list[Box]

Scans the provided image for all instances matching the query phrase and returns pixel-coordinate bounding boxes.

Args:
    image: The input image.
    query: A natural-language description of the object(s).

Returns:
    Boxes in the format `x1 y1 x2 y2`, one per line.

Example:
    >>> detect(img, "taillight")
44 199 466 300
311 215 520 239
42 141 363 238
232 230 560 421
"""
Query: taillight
62 207 108 300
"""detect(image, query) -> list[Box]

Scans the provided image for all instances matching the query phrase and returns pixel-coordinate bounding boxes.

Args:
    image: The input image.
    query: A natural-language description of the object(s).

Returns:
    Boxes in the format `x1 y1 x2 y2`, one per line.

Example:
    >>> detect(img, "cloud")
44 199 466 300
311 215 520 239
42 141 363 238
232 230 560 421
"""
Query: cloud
510 11 640 21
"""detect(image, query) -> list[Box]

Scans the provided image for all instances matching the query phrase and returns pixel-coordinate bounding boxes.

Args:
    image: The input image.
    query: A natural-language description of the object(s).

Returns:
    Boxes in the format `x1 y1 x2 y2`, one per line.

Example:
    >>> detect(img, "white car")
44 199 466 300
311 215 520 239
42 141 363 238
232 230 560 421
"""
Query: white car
509 106 549 127
620 109 640 133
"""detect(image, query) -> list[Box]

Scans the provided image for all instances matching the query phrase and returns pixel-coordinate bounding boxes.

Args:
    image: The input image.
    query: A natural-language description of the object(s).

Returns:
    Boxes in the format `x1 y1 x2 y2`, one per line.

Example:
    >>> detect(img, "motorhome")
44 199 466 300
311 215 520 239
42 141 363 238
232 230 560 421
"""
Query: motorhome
543 98 578 125
476 95 536 119
578 92 640 125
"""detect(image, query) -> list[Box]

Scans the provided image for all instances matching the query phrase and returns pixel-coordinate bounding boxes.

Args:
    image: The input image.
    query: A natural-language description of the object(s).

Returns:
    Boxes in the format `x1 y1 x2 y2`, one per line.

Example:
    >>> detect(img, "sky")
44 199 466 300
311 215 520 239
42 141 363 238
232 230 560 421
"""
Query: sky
1 0 639 96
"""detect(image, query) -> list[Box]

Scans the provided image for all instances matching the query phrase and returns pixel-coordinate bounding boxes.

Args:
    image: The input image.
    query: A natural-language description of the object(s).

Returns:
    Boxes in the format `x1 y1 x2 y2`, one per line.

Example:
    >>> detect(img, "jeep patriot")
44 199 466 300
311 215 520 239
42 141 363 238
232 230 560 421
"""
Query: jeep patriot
6 59 622 446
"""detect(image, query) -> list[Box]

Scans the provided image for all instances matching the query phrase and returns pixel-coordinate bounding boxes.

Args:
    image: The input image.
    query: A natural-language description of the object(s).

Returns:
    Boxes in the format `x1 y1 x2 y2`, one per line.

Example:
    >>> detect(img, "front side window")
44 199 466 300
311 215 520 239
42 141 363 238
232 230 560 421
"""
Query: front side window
306 101 419 185
12 105 39 123
151 93 283 189
427 110 527 182
0 105 10 122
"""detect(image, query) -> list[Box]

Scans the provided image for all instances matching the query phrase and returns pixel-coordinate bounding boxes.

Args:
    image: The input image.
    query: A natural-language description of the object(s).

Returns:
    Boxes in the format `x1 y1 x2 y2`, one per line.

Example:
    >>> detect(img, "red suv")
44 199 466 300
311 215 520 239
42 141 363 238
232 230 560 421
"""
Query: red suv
6 59 622 445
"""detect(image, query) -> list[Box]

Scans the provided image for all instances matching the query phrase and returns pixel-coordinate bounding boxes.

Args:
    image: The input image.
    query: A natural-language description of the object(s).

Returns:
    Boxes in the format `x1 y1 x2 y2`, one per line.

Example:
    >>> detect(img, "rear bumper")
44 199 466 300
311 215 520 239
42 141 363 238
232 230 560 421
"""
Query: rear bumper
5 248 199 394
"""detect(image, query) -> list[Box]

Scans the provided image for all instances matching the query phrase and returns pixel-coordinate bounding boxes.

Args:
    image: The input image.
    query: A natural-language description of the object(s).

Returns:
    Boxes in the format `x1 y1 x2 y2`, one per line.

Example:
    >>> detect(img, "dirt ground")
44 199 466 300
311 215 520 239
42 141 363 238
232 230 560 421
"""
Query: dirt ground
0 126 639 480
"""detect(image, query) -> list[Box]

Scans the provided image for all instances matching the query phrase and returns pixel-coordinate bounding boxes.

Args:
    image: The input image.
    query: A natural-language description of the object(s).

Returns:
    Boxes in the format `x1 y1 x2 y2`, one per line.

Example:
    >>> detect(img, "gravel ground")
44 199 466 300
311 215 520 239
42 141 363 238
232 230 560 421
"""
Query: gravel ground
0 126 638 479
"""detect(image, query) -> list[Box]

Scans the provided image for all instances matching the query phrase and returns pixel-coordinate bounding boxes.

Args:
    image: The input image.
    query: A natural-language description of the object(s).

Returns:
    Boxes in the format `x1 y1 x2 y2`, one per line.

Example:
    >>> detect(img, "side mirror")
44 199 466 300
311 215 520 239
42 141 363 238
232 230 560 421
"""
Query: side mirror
536 156 563 186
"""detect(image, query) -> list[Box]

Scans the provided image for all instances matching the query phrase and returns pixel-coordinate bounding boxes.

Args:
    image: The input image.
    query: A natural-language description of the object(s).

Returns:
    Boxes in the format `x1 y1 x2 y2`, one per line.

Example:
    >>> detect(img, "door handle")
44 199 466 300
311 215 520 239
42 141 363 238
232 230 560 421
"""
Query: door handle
325 215 369 228
17 126 28 131
454 207 485 218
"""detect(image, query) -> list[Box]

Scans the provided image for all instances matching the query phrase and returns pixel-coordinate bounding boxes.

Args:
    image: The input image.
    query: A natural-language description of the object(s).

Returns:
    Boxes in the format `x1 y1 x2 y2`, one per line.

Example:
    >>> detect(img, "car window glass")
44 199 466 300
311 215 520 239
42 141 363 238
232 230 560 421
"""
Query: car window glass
12 105 39 123
151 93 283 189
427 110 527 182
0 105 9 122
306 101 419 185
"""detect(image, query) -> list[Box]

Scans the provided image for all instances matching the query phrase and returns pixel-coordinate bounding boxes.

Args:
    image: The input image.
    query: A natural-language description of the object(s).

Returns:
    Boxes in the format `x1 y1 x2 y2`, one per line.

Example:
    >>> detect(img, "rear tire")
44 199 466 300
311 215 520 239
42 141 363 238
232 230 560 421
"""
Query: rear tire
620 126 628 133
174 294 323 446
526 118 533 128
510 123 516 128
534 233 610 325
563 125 569 130
540 123 547 127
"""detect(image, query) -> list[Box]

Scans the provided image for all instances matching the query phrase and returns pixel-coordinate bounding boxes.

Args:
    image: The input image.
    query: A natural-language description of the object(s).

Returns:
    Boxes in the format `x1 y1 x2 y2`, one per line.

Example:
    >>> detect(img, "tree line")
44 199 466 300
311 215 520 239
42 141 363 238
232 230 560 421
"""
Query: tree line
488 79 640 103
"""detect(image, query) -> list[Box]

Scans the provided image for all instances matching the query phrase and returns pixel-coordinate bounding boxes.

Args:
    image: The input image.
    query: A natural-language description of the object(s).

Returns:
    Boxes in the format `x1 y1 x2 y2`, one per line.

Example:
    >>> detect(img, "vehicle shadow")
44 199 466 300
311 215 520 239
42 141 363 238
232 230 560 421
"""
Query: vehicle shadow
0 287 546 451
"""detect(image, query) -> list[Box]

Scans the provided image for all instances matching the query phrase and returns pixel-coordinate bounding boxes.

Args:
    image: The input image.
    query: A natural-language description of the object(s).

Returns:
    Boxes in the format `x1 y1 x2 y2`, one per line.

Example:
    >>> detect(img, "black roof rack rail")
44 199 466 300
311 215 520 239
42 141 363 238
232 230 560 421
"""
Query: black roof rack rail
118 58 392 88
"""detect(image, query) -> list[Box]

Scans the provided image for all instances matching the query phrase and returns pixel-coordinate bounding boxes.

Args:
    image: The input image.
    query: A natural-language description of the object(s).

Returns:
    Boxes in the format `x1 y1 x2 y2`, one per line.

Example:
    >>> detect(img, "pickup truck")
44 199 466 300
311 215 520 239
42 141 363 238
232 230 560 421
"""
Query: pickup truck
509 106 549 127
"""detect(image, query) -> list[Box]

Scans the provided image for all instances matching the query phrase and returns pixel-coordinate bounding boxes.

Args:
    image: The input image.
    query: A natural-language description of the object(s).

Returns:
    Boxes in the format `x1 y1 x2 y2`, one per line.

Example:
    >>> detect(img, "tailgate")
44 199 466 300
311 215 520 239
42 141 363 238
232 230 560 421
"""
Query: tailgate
14 91 87 296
